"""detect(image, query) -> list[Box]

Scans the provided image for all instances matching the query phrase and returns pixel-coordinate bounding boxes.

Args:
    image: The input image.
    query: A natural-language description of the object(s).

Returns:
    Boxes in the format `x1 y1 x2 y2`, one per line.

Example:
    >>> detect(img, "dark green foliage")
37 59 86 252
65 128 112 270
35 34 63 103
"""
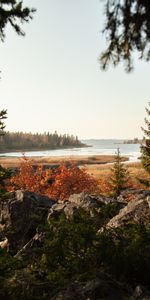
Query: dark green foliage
0 110 11 222
0 248 22 276
92 203 120 228
0 210 99 300
0 131 85 152
0 0 35 41
109 148 129 197
97 222 150 286
0 164 11 199
0 164 11 222
1 209 150 298
0 248 26 300
28 210 98 285
100 0 150 71
141 102 150 175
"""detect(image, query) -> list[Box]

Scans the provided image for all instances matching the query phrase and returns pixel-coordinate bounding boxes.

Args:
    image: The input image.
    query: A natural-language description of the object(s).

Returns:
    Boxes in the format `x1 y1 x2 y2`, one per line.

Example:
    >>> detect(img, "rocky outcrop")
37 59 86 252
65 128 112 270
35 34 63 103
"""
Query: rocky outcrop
1 189 150 299
2 191 120 252
1 190 55 253
118 189 150 201
69 192 117 209
106 196 150 229
2 190 150 253
47 192 125 220
47 201 78 219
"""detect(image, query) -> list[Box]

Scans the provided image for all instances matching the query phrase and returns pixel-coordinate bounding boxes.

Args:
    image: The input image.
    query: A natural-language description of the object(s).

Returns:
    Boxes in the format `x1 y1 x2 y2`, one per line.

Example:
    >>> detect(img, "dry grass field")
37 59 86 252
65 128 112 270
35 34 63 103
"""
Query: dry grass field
85 161 150 193
0 154 128 168
1 155 149 193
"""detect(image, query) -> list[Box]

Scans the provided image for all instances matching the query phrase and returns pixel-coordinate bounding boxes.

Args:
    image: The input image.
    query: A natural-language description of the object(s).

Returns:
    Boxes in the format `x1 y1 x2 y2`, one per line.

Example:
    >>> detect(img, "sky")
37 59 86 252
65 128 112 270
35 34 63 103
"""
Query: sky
0 0 150 139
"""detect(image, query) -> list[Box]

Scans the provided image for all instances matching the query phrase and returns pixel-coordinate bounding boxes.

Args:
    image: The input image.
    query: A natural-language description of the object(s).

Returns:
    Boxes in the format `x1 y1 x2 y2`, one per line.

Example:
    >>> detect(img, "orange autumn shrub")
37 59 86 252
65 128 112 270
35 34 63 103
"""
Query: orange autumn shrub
8 156 54 194
46 163 99 200
98 173 112 195
8 158 99 200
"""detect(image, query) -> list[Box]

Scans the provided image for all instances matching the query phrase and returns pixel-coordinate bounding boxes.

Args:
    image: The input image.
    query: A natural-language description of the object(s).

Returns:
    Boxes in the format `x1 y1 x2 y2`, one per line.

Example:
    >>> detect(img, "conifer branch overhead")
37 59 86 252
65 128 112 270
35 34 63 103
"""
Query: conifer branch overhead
100 0 150 72
0 109 7 134
0 0 36 41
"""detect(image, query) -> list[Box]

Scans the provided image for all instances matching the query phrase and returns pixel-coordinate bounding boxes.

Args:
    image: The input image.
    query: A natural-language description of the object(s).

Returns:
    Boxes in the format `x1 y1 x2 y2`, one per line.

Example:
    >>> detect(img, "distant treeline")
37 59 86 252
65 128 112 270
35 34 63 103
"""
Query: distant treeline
0 131 85 152
123 138 141 144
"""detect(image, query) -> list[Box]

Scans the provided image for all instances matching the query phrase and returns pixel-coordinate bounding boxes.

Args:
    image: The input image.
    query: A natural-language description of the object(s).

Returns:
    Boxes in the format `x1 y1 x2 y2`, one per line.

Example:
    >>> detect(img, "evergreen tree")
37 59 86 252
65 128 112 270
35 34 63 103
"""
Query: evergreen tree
100 0 150 72
141 102 150 175
109 148 129 197
0 110 11 222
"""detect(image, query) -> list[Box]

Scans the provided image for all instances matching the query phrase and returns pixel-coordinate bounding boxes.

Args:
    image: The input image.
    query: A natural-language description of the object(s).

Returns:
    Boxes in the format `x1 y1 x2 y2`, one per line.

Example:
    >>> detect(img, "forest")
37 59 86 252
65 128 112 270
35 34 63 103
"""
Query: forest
0 131 85 152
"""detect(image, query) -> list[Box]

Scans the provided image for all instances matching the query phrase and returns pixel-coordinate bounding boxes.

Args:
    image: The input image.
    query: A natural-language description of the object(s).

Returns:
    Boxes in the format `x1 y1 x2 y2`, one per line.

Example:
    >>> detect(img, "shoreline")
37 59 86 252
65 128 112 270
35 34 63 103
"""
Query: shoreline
0 144 89 155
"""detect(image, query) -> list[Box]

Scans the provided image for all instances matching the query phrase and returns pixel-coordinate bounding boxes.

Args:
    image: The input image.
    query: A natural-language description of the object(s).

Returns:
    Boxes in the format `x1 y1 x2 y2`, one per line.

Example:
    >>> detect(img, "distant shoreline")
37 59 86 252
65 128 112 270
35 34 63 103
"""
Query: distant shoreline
0 144 89 155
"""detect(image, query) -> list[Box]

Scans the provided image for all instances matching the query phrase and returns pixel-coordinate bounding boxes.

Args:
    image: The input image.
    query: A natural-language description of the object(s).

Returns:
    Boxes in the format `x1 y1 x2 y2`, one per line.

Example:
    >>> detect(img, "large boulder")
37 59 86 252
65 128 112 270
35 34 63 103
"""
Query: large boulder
2 190 55 253
106 196 150 229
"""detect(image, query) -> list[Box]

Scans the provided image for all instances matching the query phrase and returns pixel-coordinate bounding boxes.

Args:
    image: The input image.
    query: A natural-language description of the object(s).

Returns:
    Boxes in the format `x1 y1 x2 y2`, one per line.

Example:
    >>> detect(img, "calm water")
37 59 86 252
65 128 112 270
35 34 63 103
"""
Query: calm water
0 139 141 162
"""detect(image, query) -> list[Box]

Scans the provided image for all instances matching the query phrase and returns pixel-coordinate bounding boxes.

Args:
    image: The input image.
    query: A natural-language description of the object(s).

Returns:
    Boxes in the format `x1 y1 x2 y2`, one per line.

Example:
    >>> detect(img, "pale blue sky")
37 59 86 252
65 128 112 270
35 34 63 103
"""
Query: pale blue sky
0 0 149 139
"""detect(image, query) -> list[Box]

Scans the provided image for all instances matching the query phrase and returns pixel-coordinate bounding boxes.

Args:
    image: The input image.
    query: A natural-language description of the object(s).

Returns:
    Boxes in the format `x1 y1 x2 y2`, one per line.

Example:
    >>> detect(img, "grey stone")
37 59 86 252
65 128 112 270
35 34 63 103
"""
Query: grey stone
2 190 55 253
106 196 150 229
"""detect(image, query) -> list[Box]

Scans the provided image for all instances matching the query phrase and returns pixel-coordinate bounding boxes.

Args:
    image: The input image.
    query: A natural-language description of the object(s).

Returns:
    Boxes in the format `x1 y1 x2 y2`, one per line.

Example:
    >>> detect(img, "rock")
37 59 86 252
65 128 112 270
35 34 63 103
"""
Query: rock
106 196 150 229
132 285 150 299
48 192 125 221
47 201 79 220
119 189 150 201
1 190 124 252
0 237 9 250
68 192 117 210
64 202 79 217
132 285 143 298
48 202 66 218
2 190 55 253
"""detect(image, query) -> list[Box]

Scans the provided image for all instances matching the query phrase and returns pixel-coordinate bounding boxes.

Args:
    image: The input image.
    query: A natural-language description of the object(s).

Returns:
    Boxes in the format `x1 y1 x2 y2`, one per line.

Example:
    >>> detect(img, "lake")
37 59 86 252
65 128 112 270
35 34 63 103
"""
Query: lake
0 139 141 162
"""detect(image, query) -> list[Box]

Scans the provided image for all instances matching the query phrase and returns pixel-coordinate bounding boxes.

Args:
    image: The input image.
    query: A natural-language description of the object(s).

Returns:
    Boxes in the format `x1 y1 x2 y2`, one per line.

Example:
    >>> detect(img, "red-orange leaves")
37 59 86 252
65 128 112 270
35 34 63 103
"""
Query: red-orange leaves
46 163 99 200
8 157 53 195
9 158 99 201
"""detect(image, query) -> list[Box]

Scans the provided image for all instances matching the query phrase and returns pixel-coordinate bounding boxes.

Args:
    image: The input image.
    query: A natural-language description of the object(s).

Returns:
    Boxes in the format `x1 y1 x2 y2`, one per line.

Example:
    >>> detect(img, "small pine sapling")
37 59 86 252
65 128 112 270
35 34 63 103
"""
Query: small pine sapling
109 148 129 197
141 103 150 174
